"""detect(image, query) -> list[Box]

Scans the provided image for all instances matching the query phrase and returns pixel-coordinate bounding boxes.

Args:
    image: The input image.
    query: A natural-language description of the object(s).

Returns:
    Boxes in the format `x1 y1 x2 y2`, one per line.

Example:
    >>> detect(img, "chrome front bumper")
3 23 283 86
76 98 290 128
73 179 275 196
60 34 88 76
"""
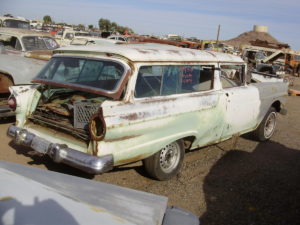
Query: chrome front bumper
7 125 113 174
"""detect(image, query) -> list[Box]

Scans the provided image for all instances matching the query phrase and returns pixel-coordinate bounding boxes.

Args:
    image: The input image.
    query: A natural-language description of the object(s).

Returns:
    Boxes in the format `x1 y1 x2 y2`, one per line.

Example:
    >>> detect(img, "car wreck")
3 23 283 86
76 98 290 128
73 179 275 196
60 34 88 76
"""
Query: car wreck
7 44 288 180
0 28 59 117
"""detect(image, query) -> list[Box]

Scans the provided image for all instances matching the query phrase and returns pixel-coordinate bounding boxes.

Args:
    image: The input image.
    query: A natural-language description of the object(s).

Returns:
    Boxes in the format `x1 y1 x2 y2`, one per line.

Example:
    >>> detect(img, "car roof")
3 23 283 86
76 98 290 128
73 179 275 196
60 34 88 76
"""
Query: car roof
0 16 28 22
0 27 53 37
54 44 244 63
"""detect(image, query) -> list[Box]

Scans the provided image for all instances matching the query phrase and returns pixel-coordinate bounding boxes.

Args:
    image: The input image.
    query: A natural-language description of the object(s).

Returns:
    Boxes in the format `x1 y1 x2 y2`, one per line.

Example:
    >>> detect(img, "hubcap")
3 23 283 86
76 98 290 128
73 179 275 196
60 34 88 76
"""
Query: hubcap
159 142 181 173
264 112 276 138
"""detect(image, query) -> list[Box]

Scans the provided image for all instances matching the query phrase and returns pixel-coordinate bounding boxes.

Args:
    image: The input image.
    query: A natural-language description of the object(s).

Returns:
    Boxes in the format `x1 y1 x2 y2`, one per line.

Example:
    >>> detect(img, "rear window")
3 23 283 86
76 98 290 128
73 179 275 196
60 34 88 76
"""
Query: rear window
3 19 30 29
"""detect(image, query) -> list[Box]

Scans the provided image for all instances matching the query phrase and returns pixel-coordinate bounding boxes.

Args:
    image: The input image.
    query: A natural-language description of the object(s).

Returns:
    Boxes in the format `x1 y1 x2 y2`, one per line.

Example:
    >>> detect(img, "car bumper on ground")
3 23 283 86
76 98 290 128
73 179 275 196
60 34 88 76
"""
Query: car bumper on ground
7 125 113 174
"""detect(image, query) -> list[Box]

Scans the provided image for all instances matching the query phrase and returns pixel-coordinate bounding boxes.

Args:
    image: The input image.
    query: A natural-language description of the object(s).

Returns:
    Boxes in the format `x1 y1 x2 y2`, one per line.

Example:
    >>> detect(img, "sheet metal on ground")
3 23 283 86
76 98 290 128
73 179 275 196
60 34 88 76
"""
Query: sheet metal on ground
0 161 168 225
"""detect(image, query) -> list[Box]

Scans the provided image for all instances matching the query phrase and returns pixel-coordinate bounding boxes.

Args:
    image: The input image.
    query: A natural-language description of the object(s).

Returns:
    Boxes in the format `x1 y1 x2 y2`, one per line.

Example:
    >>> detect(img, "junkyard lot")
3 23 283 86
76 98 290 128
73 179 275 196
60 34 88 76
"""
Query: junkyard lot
1 78 300 224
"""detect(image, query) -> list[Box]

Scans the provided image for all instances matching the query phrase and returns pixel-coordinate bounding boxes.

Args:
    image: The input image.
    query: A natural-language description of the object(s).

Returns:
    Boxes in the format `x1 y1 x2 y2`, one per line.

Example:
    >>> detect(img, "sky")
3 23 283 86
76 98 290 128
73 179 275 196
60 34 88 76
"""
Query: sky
2 0 300 50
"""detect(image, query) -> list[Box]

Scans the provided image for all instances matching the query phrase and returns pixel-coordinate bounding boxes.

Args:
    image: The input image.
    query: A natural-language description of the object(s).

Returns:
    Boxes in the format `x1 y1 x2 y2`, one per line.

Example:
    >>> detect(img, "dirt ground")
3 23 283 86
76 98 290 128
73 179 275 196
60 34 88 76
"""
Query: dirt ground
1 77 300 225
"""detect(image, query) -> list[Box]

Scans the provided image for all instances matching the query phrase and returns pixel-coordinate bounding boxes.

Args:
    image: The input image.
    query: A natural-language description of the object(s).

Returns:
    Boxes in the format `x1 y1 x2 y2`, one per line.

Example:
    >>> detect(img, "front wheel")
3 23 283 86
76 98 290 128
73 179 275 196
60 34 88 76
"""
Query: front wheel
143 140 184 181
252 107 277 141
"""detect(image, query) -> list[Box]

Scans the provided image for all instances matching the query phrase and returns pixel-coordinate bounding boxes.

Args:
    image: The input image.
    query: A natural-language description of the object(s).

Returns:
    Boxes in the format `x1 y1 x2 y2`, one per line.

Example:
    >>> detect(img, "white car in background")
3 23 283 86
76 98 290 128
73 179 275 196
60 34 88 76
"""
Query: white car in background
0 27 59 117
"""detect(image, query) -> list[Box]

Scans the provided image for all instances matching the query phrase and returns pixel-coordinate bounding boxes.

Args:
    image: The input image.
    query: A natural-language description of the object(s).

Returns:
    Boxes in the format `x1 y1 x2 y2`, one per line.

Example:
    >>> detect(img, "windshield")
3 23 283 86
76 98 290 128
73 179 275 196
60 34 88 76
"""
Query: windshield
36 57 125 92
22 36 59 50
3 19 30 29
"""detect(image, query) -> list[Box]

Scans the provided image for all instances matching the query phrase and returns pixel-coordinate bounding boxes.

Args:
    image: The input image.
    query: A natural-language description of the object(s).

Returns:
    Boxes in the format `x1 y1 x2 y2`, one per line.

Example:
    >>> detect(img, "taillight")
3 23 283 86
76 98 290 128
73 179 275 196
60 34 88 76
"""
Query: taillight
8 96 16 111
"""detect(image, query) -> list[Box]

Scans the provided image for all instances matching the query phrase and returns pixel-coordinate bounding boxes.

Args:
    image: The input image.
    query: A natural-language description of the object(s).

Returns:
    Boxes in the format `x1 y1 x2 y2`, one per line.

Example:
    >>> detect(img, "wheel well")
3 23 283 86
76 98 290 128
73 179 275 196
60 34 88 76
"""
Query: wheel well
182 136 196 150
271 101 281 112
0 72 14 94
0 72 14 84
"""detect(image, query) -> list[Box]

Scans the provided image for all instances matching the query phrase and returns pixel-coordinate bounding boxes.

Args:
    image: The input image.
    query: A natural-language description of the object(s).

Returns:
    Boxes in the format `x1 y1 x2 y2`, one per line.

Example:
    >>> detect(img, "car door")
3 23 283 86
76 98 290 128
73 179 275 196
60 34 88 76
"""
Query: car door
132 64 225 149
219 64 260 139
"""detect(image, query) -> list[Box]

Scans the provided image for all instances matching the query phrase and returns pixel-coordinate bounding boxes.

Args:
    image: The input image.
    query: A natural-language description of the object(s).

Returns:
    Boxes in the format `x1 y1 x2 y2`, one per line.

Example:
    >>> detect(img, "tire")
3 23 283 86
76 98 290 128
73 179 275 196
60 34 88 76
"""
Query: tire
252 107 277 141
143 140 184 181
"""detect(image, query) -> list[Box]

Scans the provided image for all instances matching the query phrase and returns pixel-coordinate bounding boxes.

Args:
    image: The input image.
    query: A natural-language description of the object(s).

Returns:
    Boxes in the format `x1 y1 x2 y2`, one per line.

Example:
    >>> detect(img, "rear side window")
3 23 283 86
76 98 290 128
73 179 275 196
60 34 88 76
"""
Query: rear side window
135 65 214 98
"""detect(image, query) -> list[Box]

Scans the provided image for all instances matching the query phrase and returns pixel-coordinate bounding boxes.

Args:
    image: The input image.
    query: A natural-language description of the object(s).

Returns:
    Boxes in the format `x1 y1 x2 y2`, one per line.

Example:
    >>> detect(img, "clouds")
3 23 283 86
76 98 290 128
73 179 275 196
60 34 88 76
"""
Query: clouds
1 0 300 49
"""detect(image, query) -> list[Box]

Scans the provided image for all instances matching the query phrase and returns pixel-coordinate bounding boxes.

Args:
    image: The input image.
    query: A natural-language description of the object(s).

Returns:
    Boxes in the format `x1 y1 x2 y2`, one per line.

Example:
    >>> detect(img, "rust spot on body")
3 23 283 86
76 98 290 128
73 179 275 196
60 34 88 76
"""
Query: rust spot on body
116 153 148 165
120 113 138 120
105 135 140 142
141 96 177 104
19 88 30 93
137 50 149 54
168 50 180 54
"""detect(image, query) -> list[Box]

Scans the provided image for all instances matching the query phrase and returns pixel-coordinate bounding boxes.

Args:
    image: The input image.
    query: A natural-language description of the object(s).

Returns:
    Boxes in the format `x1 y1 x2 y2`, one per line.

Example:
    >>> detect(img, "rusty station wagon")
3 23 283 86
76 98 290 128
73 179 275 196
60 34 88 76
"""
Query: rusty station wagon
7 44 288 180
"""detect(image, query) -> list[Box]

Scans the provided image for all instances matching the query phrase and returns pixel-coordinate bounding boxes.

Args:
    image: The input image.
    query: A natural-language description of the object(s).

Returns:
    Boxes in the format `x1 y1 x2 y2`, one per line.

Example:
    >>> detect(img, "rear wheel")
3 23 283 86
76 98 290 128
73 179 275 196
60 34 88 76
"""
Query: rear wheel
252 107 277 141
143 140 184 181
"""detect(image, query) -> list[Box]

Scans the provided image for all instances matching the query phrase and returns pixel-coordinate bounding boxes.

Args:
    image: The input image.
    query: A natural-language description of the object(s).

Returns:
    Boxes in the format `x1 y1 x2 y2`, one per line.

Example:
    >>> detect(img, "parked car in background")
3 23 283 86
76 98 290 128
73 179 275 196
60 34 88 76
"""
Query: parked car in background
55 29 93 46
0 16 30 29
70 37 121 46
0 27 59 117
7 44 288 180
107 35 136 42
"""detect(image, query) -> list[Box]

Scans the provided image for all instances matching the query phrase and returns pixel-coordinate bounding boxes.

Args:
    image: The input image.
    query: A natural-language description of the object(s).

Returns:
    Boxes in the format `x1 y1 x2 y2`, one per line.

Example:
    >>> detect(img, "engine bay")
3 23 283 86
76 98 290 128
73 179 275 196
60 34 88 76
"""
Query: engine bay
29 86 107 141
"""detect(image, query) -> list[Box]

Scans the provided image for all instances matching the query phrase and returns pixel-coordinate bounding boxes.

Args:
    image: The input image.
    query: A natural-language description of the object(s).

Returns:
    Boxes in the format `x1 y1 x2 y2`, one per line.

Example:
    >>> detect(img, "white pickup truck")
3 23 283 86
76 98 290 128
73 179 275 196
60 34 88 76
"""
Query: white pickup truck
7 44 288 180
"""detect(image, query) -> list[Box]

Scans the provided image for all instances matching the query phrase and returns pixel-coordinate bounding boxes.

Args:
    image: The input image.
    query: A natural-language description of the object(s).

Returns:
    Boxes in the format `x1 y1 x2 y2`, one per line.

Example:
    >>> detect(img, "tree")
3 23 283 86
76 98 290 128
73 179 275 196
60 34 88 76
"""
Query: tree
98 18 134 34
88 24 94 30
78 24 85 30
43 15 52 24
98 18 111 31
111 22 118 32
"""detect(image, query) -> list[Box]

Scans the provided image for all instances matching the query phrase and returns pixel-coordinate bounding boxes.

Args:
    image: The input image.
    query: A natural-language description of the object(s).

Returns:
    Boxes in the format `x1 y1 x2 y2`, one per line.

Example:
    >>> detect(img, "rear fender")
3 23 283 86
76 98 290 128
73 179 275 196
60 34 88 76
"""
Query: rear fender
9 85 41 126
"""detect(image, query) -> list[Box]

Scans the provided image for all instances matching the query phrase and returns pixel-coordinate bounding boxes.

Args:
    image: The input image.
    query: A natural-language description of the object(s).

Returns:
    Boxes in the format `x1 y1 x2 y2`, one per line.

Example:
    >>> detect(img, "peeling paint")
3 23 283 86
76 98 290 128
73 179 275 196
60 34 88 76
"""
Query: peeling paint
105 135 140 143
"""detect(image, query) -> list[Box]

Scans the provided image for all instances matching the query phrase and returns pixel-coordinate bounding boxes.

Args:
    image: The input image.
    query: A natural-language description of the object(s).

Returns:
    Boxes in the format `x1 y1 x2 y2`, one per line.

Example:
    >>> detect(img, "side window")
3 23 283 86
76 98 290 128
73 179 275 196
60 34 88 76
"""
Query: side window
0 35 22 51
135 66 163 97
181 66 214 92
220 65 245 88
65 33 74 40
135 65 214 98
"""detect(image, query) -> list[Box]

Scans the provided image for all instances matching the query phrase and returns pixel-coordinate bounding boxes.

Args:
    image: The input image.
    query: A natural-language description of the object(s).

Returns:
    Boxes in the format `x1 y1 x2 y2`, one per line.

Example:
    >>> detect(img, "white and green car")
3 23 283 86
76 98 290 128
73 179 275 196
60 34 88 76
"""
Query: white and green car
7 44 288 180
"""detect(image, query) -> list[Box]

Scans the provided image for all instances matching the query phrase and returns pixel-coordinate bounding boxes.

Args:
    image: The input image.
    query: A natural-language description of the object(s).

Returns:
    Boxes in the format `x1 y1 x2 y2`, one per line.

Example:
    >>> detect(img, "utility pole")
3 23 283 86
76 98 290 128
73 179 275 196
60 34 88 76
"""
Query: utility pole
216 24 221 44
